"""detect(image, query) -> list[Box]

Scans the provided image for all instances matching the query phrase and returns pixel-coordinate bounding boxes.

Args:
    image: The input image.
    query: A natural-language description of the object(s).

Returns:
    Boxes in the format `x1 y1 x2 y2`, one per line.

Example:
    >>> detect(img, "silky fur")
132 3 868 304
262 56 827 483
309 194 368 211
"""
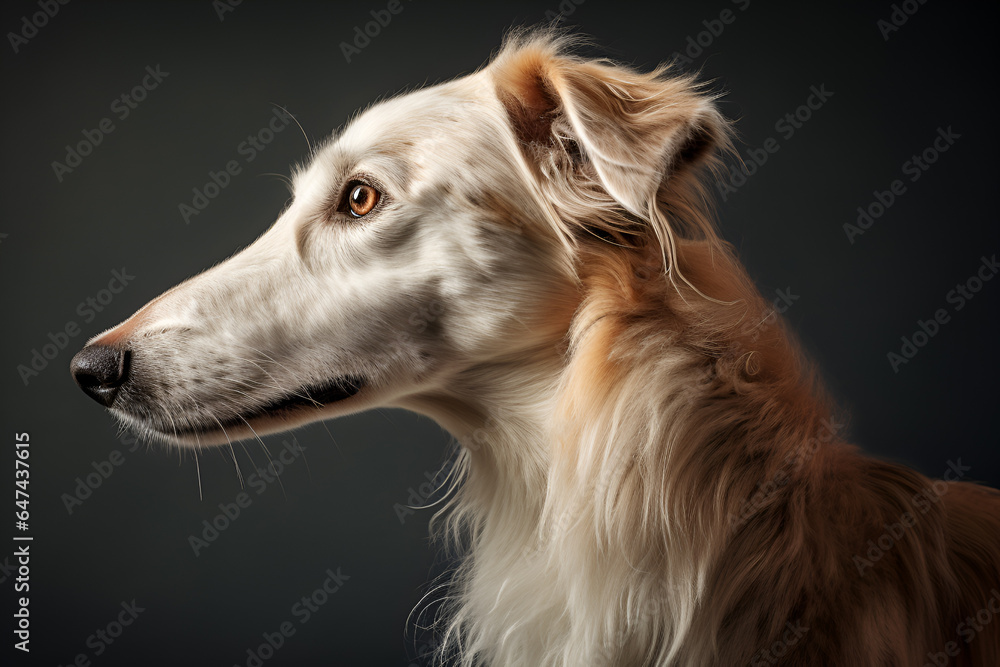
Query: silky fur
78 31 1000 666
419 35 1000 666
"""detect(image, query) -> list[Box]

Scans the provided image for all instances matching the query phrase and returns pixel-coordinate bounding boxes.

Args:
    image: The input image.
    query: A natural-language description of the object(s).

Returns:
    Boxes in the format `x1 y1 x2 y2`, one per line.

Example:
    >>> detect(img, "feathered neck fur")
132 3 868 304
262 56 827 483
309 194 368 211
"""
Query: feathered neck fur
402 31 996 667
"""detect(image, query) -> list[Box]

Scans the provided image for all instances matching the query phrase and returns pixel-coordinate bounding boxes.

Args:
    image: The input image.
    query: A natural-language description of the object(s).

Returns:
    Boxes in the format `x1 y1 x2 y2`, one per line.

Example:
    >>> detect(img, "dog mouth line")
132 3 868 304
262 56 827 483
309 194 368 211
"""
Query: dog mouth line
167 376 365 435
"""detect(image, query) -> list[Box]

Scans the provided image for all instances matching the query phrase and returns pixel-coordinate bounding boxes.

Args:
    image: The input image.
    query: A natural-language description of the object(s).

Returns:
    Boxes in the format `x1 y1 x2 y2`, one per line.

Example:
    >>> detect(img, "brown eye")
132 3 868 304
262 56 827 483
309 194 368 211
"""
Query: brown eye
346 181 380 217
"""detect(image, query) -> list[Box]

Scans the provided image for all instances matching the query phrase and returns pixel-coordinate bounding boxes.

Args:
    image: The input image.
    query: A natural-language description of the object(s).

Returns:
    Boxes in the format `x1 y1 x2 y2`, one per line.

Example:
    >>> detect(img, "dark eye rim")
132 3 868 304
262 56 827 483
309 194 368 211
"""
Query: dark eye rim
335 176 385 220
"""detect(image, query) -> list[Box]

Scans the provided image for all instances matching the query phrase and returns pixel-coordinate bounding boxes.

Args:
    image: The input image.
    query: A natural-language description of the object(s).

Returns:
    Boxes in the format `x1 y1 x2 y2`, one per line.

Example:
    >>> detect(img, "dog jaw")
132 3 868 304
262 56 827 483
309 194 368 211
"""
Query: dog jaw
74 70 578 448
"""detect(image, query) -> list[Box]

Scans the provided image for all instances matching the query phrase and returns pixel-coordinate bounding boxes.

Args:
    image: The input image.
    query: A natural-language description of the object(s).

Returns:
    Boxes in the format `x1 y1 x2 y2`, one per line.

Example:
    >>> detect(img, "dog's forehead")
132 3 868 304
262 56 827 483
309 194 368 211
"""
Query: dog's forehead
350 75 489 142
318 74 498 172
293 71 508 202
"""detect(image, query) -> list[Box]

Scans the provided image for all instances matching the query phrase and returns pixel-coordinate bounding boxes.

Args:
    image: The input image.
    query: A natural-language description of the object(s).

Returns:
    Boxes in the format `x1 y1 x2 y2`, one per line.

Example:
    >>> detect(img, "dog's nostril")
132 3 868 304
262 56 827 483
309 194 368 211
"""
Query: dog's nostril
70 346 130 407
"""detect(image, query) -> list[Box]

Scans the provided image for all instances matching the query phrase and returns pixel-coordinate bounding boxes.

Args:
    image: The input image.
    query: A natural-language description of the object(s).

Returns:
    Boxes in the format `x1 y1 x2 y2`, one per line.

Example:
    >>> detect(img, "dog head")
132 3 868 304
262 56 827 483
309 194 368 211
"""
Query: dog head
70 32 730 446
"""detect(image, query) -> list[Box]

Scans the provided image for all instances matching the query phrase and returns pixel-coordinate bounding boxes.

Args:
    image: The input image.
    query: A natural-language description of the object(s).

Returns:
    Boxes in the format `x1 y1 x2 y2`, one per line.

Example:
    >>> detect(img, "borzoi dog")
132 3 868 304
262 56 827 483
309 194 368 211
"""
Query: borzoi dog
71 32 1000 666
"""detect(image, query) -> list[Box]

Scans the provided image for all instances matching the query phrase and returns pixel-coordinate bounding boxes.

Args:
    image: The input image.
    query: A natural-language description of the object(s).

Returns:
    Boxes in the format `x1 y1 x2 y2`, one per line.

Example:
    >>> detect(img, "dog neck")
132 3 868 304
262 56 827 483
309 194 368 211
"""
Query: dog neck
402 246 840 663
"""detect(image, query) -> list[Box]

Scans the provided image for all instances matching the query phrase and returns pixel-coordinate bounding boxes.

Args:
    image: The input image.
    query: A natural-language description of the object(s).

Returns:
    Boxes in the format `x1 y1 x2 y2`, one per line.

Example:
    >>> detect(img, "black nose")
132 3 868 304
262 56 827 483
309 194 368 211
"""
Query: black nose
70 345 130 407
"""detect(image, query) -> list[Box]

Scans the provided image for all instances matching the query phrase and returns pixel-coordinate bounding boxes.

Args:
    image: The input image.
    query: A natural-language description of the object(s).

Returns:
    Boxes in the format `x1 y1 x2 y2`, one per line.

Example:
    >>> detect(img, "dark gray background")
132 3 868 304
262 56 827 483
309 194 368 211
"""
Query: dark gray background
2 1 998 665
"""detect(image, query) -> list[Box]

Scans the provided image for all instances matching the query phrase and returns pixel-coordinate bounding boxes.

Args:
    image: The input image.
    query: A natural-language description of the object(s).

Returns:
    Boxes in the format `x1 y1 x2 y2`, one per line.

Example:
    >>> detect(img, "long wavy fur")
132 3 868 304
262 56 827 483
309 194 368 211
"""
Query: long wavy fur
409 31 1000 667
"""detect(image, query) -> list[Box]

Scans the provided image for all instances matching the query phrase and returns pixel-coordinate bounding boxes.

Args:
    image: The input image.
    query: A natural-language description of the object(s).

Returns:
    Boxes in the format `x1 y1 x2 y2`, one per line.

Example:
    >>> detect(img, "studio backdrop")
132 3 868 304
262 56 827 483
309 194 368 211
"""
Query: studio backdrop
2 1 997 665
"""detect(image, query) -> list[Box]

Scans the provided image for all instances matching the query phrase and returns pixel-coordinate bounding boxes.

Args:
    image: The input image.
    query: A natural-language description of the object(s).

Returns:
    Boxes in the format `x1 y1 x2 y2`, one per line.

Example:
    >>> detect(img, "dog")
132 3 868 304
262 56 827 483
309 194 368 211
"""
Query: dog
71 31 1000 666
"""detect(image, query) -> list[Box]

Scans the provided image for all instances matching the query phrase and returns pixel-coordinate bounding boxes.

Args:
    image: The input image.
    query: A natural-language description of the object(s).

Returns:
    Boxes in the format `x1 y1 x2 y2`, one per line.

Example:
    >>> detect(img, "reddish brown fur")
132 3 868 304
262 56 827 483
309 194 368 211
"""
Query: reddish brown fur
554 233 1000 664
477 32 1000 666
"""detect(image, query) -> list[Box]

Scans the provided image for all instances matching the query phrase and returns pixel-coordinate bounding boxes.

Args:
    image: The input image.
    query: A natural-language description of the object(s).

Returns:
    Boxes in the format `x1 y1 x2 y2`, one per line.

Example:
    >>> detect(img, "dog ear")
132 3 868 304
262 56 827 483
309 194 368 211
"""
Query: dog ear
491 35 728 219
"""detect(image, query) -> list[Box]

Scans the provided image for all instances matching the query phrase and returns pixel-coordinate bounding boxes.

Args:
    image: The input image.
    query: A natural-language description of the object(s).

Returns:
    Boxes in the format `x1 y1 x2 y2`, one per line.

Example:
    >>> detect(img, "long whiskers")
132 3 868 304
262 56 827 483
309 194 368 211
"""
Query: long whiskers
272 103 313 155
228 351 320 406
191 424 206 501
238 415 287 500
194 449 203 501
211 413 245 489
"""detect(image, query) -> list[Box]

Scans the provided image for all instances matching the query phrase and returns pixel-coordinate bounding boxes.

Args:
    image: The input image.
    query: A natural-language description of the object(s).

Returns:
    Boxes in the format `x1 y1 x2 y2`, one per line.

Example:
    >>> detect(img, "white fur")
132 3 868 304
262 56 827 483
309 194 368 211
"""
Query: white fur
81 32 1000 667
